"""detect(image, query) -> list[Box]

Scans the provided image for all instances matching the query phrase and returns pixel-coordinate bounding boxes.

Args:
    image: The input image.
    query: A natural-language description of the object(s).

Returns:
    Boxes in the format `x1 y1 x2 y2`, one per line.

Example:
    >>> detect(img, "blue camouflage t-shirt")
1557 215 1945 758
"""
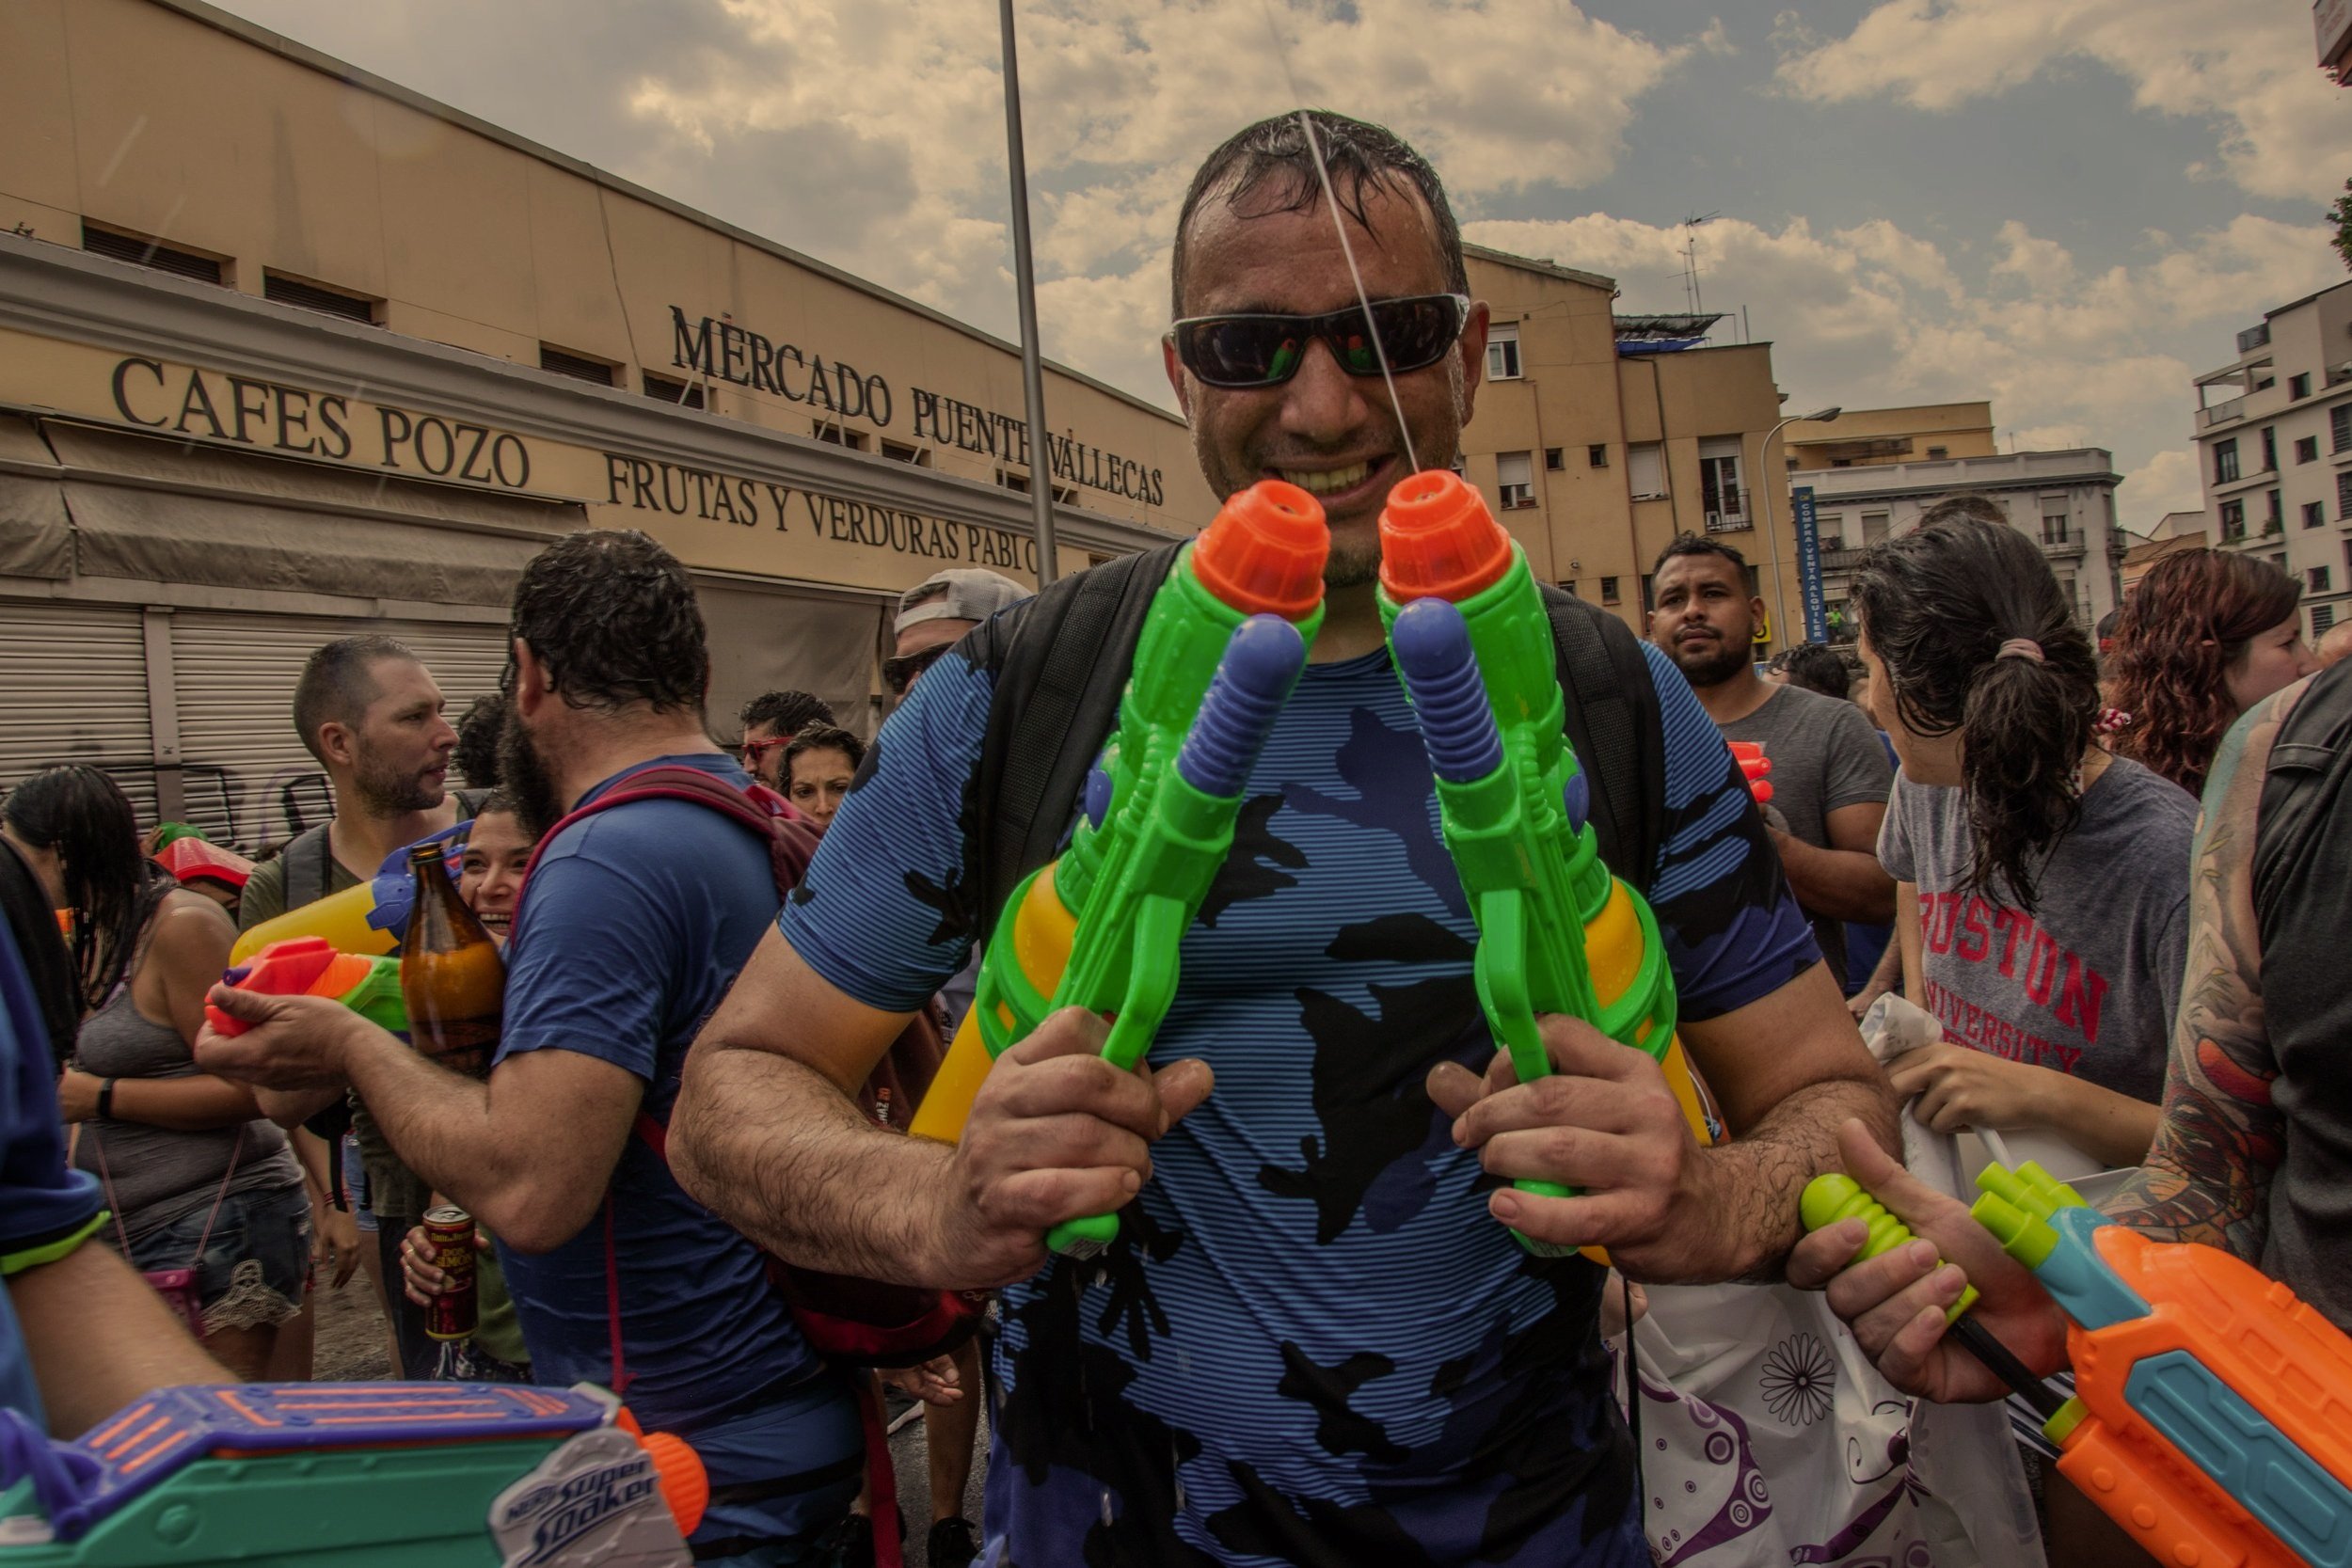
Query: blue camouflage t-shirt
782 627 1818 1568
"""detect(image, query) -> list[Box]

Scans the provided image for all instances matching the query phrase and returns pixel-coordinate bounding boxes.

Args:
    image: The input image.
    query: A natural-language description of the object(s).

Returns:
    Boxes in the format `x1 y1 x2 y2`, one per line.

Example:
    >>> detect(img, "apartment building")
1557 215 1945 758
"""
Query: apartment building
2190 279 2352 639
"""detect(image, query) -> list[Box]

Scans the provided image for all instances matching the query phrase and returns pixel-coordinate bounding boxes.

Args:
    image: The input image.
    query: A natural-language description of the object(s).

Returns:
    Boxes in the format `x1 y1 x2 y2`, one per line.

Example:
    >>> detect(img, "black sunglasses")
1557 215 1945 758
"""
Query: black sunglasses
1168 293 1472 389
883 643 950 695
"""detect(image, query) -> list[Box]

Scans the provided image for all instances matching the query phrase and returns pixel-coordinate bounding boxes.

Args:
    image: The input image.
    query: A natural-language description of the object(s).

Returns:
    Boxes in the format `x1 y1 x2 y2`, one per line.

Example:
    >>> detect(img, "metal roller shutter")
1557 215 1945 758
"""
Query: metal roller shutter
169 611 509 854
0 598 160 827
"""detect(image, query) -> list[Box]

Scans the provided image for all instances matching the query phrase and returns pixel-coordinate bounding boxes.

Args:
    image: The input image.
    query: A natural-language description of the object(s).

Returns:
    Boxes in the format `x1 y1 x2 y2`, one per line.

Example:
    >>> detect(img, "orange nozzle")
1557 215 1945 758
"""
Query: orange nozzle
638 1429 708 1537
1191 480 1328 619
1377 469 1513 603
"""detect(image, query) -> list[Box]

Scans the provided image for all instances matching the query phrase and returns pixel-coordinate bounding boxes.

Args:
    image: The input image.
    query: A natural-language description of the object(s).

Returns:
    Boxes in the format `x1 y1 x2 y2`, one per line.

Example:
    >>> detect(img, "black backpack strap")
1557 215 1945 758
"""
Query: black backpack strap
2253 663 2352 937
1538 586 1667 894
975 544 1184 926
279 822 335 911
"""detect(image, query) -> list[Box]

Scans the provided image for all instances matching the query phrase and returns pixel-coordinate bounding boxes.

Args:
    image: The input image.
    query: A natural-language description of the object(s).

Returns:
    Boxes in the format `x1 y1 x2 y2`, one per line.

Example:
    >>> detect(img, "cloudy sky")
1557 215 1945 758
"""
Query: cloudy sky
226 0 2348 529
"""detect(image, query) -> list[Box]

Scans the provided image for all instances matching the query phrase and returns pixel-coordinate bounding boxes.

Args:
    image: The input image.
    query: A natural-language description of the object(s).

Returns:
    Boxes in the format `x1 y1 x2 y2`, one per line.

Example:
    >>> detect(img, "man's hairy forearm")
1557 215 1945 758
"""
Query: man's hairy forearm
342 1031 501 1212
671 1041 953 1285
1693 1076 1898 1285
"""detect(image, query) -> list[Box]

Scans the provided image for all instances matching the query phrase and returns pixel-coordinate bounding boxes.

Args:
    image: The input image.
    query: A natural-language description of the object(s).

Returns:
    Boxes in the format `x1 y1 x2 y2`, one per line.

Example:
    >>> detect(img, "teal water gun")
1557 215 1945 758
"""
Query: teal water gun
907 480 1327 1258
0 1382 707 1565
1375 470 1701 1258
1804 1165 2352 1568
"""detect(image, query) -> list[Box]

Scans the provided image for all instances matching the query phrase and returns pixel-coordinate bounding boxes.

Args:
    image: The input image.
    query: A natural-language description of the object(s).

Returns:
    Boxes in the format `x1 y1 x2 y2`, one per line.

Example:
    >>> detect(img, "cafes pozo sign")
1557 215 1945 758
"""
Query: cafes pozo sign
82 349 1052 584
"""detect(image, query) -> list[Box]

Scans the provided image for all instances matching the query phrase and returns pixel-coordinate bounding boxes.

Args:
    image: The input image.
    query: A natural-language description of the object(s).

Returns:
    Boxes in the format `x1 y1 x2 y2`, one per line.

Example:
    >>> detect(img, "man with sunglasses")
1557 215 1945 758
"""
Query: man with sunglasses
738 689 836 793
887 569 1031 700
673 111 1892 1566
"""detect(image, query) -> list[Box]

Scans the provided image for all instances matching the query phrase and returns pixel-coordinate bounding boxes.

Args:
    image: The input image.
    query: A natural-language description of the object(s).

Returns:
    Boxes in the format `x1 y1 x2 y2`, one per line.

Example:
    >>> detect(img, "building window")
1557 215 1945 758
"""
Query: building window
1600 576 1621 606
2335 404 2352 453
539 344 615 387
1546 448 1566 470
1861 510 1891 546
2214 438 2240 483
2307 500 2327 530
2297 435 2320 464
1627 443 1666 500
1486 324 1521 381
995 467 1074 503
1561 578 1578 598
2339 468 2352 521
2291 372 2312 400
1587 445 1610 468
2265 490 2283 532
1926 445 1948 459
1698 440 1746 531
643 371 706 410
881 439 930 466
1497 451 1536 510
2042 509 2070 545
2317 603 2338 635
2311 566 2333 595
81 223 224 284
262 271 380 324
2220 499 2246 540
814 420 870 452
2261 426 2279 472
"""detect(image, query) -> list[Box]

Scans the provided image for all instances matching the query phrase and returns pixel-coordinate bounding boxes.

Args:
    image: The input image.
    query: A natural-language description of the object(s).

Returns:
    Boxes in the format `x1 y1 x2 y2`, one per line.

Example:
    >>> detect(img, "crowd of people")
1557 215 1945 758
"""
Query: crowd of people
1 104 2346 1568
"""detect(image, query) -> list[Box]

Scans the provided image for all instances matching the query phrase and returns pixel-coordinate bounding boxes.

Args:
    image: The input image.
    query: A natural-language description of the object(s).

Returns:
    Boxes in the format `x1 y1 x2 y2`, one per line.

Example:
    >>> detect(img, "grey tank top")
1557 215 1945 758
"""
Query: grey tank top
72 932 301 1243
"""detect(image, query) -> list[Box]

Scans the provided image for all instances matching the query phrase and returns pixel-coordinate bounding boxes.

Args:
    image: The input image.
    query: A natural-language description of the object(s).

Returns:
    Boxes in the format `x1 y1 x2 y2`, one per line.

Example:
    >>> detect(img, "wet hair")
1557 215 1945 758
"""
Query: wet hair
508 531 708 716
3 765 171 1009
1172 110 1466 318
1777 643 1851 701
477 787 516 819
293 636 418 765
453 693 506 789
782 725 865 780
1917 493 2009 529
1651 531 1751 580
1851 515 2099 911
739 690 835 737
2104 549 2301 797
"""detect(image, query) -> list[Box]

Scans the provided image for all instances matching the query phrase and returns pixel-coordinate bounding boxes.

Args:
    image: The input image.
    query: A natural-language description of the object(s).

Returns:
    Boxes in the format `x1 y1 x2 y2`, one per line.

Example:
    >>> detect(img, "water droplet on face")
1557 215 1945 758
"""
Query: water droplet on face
1100 1488 1114 1527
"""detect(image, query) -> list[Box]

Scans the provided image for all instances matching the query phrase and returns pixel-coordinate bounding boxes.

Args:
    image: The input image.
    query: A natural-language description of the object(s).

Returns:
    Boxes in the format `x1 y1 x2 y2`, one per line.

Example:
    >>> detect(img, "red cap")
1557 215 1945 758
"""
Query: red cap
1377 469 1513 603
1191 480 1328 620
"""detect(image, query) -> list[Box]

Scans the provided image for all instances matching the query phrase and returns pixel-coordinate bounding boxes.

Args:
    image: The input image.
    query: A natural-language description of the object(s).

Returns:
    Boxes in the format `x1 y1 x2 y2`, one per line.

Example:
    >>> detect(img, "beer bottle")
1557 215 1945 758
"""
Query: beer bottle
401 842 503 1078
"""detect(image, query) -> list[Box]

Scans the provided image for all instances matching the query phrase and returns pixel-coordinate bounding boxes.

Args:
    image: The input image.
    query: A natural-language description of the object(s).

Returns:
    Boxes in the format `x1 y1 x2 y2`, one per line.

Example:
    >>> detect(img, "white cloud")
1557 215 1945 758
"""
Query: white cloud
1774 0 2349 202
2117 449 2205 531
1463 209 2337 531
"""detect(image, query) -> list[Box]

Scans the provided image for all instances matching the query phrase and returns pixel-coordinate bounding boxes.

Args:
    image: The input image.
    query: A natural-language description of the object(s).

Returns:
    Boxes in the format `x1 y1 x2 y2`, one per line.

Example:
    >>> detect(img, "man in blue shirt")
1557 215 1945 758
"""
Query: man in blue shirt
665 113 1897 1566
0 916 226 1436
202 531 860 1564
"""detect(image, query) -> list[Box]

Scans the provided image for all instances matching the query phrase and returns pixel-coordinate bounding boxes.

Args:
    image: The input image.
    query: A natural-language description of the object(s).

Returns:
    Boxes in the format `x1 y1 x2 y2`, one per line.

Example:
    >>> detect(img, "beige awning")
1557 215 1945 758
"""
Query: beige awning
0 418 72 579
37 419 581 607
695 577 889 739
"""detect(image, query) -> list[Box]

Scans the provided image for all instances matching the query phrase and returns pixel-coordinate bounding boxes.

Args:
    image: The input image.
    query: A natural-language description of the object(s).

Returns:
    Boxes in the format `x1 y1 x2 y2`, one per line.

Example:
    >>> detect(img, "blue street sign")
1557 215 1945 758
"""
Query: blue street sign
1791 485 1828 643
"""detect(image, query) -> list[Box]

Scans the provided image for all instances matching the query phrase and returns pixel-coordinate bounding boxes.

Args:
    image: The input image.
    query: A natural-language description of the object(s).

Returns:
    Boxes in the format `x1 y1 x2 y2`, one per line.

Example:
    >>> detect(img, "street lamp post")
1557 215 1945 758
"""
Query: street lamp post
1755 405 1840 650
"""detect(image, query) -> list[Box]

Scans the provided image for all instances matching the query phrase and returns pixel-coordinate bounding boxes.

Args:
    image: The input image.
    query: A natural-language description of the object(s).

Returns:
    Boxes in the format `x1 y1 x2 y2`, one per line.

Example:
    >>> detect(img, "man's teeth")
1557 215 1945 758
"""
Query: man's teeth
1281 461 1371 497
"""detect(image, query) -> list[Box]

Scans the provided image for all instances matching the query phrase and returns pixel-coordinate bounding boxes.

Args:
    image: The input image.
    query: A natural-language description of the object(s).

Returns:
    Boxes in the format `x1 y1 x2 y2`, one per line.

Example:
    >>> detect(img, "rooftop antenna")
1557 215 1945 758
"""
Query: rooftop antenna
1680 212 1717 314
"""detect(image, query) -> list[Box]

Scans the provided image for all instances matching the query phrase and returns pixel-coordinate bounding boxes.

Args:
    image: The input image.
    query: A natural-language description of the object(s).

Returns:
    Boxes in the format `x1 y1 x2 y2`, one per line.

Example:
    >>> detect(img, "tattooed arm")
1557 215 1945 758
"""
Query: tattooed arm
2099 689 2298 1255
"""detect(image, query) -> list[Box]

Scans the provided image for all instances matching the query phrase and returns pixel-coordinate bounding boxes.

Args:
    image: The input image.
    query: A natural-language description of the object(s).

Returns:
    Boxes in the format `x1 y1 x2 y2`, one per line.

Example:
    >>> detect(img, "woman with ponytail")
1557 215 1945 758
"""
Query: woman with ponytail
1 766 309 1378
2104 548 2314 798
1852 501 2192 1173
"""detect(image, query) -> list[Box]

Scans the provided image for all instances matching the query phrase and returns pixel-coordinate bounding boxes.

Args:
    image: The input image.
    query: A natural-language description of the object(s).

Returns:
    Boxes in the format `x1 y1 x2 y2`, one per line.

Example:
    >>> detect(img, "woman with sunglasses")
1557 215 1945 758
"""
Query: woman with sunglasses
8 766 310 1380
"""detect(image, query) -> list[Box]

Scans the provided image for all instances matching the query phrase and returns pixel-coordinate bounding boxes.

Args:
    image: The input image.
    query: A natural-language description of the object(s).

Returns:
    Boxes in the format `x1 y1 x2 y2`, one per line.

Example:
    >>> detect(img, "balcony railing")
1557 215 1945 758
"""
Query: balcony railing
2201 398 2246 428
1702 489 1751 533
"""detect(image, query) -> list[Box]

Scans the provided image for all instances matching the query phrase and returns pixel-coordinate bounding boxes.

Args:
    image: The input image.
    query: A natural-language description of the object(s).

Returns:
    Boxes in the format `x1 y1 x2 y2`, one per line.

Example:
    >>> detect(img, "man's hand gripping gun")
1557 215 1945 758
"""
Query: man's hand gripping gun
1375 470 1716 1258
0 1383 707 1566
1804 1165 2352 1568
905 481 1327 1257
204 935 407 1039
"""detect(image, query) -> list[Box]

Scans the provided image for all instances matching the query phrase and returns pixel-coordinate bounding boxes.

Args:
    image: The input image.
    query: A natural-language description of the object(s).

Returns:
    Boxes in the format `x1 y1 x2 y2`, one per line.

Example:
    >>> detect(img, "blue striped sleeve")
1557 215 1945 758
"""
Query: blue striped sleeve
777 648 994 1012
1639 641 1821 1020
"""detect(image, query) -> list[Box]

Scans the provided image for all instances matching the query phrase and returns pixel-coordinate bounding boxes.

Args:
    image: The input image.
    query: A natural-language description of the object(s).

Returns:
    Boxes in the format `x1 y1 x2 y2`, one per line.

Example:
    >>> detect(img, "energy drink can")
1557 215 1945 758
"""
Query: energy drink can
422 1203 478 1340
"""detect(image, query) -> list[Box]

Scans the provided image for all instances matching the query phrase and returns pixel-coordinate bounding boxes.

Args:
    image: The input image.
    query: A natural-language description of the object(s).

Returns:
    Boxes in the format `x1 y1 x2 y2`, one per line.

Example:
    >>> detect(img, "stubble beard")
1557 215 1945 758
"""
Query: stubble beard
352 750 444 817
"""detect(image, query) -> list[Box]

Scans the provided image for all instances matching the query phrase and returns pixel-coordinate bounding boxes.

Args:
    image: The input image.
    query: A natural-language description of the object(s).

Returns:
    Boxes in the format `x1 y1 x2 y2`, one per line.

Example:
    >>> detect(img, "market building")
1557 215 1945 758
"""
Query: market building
0 0 1203 848
1455 246 1804 648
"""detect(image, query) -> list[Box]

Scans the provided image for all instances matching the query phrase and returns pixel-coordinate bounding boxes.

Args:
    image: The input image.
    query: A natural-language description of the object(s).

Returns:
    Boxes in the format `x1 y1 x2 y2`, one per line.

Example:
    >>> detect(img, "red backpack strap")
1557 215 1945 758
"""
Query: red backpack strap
517 764 819 909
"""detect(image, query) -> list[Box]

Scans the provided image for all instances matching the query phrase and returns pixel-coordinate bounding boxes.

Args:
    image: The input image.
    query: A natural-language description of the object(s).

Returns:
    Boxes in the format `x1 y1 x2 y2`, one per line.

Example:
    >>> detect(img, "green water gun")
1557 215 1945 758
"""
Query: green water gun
906 480 1327 1258
1376 470 1697 1258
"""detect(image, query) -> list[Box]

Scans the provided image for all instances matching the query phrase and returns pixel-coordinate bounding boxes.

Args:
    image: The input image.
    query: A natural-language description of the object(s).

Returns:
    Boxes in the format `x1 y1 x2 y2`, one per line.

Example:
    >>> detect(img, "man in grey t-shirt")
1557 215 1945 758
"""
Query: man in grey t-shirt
1649 536 1896 978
